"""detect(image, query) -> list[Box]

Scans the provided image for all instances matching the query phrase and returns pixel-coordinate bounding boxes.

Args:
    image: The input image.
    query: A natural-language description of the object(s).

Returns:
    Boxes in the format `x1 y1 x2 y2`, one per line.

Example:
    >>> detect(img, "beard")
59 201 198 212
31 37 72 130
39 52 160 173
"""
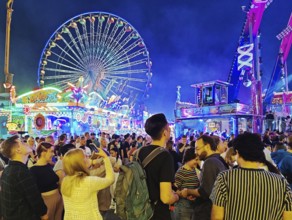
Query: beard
199 150 208 161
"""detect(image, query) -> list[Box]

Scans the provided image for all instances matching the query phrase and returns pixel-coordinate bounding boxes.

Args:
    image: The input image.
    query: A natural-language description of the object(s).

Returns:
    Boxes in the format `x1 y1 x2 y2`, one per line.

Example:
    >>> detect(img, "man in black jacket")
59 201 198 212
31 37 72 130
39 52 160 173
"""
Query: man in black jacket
0 135 48 220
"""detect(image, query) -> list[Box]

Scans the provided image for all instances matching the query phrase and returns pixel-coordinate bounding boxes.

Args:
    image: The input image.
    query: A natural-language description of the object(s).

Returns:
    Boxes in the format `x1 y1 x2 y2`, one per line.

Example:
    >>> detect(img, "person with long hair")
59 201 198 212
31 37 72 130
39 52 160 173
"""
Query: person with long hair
30 142 63 220
174 147 200 220
224 147 237 169
212 135 227 155
27 136 37 168
61 148 114 220
109 147 122 208
109 147 122 173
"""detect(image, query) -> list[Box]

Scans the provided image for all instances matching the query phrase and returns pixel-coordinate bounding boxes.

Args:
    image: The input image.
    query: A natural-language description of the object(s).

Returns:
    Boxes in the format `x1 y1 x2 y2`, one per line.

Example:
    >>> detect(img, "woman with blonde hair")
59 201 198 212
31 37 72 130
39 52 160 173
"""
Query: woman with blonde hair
61 148 114 220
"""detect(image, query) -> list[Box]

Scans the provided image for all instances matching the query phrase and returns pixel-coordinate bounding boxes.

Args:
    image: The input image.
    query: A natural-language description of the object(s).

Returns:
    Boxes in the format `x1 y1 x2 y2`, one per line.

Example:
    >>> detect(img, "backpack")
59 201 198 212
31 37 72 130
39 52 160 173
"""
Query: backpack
114 147 165 220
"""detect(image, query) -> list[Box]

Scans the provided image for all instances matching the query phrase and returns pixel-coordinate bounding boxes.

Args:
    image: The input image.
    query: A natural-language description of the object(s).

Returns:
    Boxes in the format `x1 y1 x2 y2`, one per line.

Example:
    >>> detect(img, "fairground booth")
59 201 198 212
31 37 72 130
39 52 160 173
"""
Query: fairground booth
1 84 147 138
265 91 292 131
175 80 253 137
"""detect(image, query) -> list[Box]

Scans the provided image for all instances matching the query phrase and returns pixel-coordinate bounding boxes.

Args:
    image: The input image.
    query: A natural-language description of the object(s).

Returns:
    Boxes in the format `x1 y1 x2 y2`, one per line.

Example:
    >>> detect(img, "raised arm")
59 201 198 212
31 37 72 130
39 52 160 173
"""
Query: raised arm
89 148 115 190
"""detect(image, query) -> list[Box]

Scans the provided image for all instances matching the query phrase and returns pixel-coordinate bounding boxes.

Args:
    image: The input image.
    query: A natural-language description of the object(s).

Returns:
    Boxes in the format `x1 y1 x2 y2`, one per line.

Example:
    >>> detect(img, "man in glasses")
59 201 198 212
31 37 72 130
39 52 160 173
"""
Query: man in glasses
181 135 228 220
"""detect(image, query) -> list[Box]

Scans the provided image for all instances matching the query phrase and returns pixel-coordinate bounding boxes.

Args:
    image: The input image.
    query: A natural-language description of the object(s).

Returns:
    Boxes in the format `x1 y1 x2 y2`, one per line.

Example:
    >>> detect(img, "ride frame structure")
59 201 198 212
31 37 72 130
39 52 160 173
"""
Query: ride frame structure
264 13 292 115
175 0 277 136
227 0 274 134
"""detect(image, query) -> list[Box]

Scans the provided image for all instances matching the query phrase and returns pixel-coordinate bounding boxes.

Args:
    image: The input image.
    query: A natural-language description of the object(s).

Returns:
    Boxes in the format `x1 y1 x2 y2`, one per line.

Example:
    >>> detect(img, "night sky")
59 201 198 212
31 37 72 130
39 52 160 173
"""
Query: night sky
0 0 291 120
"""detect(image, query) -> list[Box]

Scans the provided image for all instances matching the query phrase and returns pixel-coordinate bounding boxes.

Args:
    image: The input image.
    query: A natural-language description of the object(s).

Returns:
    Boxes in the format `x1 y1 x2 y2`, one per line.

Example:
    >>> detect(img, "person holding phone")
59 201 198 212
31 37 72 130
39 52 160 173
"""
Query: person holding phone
61 148 114 220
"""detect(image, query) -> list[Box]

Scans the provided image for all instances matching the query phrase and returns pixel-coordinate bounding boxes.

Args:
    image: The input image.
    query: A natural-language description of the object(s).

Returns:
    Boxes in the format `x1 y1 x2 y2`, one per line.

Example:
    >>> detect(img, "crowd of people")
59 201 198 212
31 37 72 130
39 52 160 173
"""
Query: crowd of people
265 110 292 132
0 113 291 220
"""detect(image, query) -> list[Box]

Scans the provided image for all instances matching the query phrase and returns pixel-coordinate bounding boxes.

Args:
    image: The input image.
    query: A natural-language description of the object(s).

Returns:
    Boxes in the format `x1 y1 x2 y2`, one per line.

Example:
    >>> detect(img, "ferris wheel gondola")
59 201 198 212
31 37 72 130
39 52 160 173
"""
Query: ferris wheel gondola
37 12 152 107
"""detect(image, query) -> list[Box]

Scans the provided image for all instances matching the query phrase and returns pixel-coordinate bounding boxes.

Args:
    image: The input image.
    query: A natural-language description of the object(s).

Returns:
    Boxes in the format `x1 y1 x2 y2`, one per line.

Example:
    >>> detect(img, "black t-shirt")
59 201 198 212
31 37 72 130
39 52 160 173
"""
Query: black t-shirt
138 145 174 220
0 153 9 165
86 139 93 147
30 164 59 193
168 150 180 172
266 113 274 120
177 144 189 163
121 141 130 158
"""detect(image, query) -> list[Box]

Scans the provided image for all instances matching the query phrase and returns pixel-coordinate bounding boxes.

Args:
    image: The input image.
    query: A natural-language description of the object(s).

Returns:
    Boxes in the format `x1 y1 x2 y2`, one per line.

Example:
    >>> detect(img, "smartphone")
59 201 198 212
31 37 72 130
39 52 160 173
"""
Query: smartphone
89 143 99 152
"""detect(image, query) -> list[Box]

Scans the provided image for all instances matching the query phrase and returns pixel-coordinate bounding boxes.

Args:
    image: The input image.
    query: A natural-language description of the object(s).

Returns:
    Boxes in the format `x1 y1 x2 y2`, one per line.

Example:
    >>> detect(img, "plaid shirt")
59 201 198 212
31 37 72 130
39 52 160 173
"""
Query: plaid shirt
1 160 47 220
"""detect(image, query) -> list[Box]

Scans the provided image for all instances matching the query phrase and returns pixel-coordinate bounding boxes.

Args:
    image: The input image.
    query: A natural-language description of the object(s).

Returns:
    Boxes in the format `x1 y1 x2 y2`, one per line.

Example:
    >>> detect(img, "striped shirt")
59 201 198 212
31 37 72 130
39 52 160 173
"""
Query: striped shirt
210 168 292 220
175 166 199 190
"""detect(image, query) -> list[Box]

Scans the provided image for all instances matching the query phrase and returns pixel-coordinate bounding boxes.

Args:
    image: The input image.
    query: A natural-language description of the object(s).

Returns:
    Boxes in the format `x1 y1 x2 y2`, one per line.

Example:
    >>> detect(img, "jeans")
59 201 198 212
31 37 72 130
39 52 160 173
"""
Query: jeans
266 119 274 131
192 200 212 220
174 198 195 220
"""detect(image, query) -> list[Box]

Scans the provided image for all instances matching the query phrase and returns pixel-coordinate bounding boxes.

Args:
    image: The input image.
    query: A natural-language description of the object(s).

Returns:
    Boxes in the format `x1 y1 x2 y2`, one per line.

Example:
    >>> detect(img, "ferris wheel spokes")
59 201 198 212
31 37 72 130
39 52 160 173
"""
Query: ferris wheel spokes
103 48 146 71
107 59 148 72
107 69 148 75
44 73 82 80
106 75 147 83
46 76 80 87
45 59 85 73
72 24 90 65
54 43 85 69
58 33 85 66
49 50 86 72
44 68 82 75
65 30 88 65
38 12 152 107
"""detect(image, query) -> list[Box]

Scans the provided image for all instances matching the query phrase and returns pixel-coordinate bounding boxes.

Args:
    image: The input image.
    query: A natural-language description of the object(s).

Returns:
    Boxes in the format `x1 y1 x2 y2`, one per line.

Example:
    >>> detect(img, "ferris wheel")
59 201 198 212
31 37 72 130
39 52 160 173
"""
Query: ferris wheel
37 12 152 107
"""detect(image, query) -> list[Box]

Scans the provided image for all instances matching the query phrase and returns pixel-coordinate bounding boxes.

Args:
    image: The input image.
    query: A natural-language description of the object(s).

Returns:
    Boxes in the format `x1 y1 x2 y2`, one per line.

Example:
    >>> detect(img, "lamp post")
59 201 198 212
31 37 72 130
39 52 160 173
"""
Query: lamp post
3 0 14 90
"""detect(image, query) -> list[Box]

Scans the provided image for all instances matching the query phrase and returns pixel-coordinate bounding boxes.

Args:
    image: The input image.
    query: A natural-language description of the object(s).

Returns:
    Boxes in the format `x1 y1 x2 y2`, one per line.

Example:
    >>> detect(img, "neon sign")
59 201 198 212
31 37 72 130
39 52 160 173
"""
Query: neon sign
15 87 62 104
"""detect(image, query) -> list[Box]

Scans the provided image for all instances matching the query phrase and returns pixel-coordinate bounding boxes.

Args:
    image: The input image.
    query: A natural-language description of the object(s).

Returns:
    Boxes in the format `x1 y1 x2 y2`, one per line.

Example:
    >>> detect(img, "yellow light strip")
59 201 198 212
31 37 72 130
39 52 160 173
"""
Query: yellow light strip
15 87 62 100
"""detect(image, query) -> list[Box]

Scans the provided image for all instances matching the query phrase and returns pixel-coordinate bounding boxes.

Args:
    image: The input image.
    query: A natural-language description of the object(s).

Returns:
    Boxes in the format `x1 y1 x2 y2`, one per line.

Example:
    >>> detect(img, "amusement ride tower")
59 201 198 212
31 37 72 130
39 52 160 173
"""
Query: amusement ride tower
227 0 273 133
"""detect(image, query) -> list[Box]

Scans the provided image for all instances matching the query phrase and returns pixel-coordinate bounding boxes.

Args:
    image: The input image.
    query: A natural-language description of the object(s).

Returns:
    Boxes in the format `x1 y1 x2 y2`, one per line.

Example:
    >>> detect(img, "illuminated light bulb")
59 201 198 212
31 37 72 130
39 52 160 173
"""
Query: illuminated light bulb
90 16 96 23
62 27 69 33
79 18 86 25
99 16 105 22
70 22 77 28
45 51 51 57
